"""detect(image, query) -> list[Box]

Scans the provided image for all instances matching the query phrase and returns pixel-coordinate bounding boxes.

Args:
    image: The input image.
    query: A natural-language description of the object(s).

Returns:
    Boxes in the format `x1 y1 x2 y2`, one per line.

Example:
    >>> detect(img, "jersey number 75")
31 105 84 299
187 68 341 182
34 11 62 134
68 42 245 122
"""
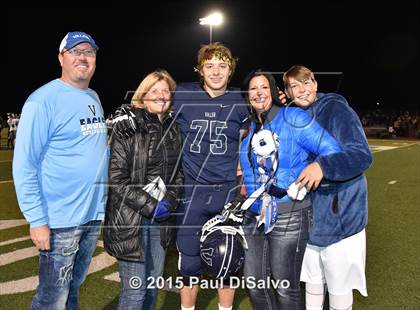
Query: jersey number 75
190 120 227 155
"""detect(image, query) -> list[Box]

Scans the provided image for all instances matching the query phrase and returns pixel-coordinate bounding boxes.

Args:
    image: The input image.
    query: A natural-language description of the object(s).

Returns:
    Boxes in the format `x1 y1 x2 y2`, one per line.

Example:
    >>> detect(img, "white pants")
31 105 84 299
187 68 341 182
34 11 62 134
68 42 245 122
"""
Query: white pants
300 229 367 296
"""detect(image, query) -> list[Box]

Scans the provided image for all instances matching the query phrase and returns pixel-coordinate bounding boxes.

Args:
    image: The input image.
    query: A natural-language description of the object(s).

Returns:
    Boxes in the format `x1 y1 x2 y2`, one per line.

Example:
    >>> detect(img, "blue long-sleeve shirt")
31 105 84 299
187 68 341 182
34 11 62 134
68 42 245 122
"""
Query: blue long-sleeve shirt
13 79 109 228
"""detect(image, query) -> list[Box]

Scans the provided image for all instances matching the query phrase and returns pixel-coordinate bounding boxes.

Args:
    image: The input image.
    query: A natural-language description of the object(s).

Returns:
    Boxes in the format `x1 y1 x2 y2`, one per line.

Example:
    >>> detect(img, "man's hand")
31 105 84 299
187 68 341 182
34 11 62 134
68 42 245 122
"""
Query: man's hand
30 225 50 251
278 90 288 105
296 162 324 191
112 105 137 139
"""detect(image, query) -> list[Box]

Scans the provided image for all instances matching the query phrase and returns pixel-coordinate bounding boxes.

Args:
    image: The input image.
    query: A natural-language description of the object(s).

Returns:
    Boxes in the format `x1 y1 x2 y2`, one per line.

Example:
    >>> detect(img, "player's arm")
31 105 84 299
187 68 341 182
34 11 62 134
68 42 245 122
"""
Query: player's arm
235 126 250 197
314 98 373 181
13 101 52 250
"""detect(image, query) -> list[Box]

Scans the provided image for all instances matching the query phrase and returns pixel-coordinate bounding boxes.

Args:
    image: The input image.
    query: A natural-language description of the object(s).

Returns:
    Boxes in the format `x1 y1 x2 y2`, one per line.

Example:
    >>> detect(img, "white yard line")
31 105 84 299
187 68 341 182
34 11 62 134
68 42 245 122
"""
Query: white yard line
87 252 116 273
0 246 38 266
370 141 419 153
0 219 27 230
0 180 13 184
104 272 120 282
0 236 31 246
0 275 39 295
370 145 398 153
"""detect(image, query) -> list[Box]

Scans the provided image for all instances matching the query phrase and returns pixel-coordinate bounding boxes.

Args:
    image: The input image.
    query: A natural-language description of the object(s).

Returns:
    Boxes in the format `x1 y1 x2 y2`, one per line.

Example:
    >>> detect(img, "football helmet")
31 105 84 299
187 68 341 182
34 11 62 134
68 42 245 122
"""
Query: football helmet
200 211 248 279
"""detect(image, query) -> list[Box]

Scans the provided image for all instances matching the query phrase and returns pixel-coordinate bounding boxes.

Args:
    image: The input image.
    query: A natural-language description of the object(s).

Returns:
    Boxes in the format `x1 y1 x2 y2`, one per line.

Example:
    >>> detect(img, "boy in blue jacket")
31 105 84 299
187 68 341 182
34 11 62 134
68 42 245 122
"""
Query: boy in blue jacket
283 65 372 310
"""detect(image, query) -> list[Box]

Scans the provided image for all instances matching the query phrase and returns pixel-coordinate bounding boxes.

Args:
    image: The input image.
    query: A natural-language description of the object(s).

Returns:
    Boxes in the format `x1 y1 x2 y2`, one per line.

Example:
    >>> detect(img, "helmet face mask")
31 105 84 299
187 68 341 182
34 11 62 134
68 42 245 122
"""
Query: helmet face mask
200 212 248 279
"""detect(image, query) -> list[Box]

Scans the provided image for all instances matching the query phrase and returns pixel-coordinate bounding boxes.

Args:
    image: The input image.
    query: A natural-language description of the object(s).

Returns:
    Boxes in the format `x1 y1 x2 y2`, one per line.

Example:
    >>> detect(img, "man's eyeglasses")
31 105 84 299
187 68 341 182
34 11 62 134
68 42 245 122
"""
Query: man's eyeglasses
65 48 97 57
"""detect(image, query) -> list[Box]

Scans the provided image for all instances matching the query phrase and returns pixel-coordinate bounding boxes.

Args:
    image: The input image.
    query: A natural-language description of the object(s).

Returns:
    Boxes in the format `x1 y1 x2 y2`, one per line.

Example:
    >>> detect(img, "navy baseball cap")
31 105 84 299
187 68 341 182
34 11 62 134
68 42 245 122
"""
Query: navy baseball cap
59 31 98 53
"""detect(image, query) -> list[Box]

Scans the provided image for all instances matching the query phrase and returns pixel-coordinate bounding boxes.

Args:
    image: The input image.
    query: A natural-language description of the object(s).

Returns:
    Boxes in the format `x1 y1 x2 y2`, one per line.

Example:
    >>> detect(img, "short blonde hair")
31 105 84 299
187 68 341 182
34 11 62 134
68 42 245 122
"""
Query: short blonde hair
131 69 176 109
283 65 316 89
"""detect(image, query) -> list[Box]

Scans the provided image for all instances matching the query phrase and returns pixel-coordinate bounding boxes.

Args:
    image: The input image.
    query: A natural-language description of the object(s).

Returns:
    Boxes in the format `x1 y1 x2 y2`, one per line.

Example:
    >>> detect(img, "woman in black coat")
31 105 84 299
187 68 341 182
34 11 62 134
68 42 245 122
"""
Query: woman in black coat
104 69 183 310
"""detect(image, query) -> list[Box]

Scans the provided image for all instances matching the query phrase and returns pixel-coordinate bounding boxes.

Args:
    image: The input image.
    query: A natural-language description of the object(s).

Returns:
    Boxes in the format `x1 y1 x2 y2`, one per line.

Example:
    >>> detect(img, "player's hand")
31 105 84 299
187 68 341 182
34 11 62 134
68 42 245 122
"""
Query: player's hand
295 162 324 191
222 199 245 224
224 199 243 213
112 104 137 139
30 225 51 251
224 198 245 214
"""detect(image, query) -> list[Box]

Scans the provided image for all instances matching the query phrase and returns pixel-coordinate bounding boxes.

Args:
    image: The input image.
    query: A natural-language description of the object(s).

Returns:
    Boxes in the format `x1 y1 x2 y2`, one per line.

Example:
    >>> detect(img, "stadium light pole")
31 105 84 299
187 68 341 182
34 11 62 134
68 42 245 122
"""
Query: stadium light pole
199 12 223 43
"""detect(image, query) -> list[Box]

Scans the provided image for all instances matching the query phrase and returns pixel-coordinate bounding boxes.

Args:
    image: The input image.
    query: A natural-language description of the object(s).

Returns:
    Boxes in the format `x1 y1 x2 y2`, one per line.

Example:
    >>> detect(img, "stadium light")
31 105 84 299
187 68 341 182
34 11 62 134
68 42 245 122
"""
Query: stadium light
199 12 223 43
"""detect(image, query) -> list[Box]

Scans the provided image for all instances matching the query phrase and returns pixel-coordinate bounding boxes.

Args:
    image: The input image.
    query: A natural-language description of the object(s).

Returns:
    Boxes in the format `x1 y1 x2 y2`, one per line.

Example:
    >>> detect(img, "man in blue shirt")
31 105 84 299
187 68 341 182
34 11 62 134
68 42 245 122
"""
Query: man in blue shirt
13 31 108 310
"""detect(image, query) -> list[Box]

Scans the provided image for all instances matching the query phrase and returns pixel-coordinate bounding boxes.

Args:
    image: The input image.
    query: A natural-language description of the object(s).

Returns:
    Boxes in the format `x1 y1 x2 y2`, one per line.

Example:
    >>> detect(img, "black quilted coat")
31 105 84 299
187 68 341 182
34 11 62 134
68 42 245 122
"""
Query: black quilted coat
104 108 183 262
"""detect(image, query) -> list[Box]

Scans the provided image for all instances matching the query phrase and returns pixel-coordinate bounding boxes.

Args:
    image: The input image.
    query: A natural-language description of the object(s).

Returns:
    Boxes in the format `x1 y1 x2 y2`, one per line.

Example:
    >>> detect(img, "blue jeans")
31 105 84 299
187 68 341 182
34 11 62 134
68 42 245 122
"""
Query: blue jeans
117 218 166 310
243 208 310 310
31 220 101 310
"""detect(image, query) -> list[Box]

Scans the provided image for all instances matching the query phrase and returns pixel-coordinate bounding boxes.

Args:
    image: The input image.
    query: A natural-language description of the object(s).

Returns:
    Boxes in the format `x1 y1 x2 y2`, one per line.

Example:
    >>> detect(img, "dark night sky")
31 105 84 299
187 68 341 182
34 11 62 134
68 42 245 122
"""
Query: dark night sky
6 2 419 117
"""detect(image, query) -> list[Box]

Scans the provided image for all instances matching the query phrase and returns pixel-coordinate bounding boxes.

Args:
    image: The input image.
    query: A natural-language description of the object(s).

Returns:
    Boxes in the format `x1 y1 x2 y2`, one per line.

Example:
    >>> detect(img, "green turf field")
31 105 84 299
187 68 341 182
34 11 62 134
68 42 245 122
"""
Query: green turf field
1 136 419 309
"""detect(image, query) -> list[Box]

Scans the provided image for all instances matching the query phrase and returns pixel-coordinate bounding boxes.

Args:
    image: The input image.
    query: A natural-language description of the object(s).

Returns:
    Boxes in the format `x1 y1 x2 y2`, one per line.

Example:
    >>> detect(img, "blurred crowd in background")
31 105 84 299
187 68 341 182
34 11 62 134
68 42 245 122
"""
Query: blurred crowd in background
1 109 419 150
360 109 420 138
0 113 20 149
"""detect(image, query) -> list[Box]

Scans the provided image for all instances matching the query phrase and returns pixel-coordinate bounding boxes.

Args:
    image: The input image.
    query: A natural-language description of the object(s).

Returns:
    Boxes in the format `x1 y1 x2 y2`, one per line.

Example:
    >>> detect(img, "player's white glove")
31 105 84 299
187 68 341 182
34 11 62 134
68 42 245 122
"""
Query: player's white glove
223 200 245 224
112 104 137 139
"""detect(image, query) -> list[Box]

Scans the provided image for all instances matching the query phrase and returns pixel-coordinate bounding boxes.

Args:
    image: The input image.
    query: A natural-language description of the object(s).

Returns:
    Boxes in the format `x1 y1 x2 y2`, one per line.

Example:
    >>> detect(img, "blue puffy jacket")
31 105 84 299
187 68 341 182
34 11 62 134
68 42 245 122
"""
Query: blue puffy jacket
240 105 342 215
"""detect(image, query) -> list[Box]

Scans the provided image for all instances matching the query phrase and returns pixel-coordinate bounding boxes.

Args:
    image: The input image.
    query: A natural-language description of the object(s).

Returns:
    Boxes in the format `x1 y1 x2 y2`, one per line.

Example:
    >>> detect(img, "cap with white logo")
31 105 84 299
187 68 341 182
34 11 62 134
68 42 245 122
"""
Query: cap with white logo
59 31 98 53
